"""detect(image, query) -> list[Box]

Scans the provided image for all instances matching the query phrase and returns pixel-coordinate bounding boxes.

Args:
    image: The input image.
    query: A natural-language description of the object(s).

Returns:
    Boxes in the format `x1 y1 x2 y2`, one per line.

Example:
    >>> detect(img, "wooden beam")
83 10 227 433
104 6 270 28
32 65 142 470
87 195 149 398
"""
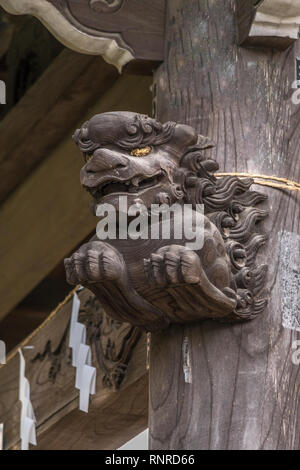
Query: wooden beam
0 289 148 450
36 376 148 450
238 0 300 50
0 73 152 322
0 0 166 72
0 48 118 203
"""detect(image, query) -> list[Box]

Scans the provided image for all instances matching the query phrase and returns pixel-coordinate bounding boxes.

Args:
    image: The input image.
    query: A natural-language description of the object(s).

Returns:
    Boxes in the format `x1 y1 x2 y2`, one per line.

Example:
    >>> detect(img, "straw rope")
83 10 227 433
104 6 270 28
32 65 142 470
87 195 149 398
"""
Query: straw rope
215 172 300 192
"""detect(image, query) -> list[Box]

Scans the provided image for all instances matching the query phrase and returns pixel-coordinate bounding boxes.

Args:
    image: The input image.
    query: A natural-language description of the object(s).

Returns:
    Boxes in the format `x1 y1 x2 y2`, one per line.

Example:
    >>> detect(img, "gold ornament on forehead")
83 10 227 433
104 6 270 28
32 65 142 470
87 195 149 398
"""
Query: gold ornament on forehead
130 146 151 157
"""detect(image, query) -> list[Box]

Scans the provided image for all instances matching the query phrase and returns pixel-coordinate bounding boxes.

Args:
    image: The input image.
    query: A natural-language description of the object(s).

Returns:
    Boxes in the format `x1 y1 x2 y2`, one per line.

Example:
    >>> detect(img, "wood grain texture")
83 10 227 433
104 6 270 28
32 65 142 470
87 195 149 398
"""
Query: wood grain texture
0 289 147 450
150 0 300 450
0 48 118 203
0 74 152 322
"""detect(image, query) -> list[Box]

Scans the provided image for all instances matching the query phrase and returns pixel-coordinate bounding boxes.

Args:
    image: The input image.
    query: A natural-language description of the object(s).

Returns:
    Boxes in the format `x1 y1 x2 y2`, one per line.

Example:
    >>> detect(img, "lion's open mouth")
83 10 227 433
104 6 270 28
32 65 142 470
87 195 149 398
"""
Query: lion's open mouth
88 173 164 200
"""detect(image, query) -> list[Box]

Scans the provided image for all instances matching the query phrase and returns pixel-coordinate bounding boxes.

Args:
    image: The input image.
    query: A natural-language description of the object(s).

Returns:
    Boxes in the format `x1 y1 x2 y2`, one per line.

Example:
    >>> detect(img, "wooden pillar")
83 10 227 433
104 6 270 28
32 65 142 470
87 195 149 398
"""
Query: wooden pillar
150 0 300 450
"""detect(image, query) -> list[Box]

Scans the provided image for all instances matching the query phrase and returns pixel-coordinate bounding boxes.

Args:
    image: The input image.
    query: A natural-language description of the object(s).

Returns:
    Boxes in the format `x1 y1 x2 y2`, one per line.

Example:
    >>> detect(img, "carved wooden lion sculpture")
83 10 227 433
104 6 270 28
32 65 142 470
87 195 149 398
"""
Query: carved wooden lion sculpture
64 112 269 331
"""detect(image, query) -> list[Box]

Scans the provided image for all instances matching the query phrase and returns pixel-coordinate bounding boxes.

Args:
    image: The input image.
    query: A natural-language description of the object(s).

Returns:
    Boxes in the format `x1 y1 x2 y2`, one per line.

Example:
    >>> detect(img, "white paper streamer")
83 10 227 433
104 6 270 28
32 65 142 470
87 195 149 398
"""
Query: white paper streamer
18 349 37 450
79 366 96 413
182 337 192 384
69 291 96 413
75 344 91 389
0 423 4 450
71 323 87 367
0 340 6 364
69 292 81 349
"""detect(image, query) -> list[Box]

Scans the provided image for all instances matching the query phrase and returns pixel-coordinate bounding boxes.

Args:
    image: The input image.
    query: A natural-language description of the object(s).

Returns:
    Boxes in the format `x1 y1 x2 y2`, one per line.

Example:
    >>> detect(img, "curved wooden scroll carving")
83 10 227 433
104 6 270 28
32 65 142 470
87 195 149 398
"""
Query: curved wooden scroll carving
89 0 124 14
30 292 142 390
0 0 165 71
238 0 300 49
81 294 142 390
65 112 269 332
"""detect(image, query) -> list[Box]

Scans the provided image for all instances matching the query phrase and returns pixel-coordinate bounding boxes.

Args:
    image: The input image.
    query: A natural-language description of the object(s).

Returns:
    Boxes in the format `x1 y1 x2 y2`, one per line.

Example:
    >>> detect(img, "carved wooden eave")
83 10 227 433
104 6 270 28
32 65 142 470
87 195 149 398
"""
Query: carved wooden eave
238 0 300 50
0 0 165 72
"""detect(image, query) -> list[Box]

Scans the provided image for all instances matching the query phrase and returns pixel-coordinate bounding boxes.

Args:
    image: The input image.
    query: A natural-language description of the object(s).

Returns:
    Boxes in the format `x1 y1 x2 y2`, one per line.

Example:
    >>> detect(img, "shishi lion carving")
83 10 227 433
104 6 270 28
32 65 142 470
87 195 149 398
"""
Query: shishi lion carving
65 112 269 331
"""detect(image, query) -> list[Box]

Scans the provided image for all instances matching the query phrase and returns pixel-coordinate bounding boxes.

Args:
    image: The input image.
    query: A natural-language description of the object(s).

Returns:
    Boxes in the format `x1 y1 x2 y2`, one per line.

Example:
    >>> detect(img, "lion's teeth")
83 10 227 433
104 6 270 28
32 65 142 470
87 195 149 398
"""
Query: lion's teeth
131 177 140 187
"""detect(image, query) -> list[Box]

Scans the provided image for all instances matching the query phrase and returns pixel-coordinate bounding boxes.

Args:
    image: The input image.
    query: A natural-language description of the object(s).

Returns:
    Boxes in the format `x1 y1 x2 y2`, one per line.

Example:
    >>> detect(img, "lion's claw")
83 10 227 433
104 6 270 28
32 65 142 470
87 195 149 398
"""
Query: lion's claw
64 241 126 286
144 245 201 286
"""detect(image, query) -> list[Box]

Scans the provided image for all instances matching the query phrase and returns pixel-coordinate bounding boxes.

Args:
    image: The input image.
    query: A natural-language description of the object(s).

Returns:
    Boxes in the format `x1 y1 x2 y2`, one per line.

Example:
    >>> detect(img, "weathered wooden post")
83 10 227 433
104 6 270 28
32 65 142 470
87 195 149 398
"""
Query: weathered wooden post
150 0 300 450
3 0 300 451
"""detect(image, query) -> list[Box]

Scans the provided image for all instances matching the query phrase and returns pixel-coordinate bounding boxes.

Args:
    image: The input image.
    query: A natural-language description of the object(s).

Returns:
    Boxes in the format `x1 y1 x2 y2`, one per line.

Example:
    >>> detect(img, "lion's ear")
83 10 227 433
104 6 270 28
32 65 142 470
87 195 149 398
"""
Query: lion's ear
163 123 198 157
197 134 215 149
166 124 215 156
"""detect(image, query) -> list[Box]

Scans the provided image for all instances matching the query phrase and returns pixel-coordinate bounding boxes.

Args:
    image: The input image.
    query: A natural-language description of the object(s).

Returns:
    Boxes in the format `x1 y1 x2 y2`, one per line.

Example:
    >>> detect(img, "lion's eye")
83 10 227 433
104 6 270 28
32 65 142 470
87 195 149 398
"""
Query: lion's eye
130 147 151 157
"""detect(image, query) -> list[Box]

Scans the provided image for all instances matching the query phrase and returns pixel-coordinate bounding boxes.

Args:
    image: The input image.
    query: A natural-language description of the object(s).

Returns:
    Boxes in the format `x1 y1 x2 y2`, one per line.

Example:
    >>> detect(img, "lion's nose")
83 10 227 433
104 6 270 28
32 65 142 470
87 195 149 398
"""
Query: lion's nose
85 150 128 173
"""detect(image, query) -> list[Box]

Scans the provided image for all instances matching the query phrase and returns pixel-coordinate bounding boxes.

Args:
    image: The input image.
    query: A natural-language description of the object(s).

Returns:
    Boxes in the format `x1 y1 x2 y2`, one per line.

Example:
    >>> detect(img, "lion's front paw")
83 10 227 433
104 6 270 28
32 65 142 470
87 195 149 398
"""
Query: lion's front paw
64 241 126 286
144 245 201 286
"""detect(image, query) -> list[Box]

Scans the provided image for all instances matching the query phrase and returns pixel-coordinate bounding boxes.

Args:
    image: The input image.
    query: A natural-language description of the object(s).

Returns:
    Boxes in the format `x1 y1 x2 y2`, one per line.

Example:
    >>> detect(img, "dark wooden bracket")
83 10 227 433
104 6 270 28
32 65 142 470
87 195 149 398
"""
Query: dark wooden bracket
65 112 269 332
237 0 300 50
